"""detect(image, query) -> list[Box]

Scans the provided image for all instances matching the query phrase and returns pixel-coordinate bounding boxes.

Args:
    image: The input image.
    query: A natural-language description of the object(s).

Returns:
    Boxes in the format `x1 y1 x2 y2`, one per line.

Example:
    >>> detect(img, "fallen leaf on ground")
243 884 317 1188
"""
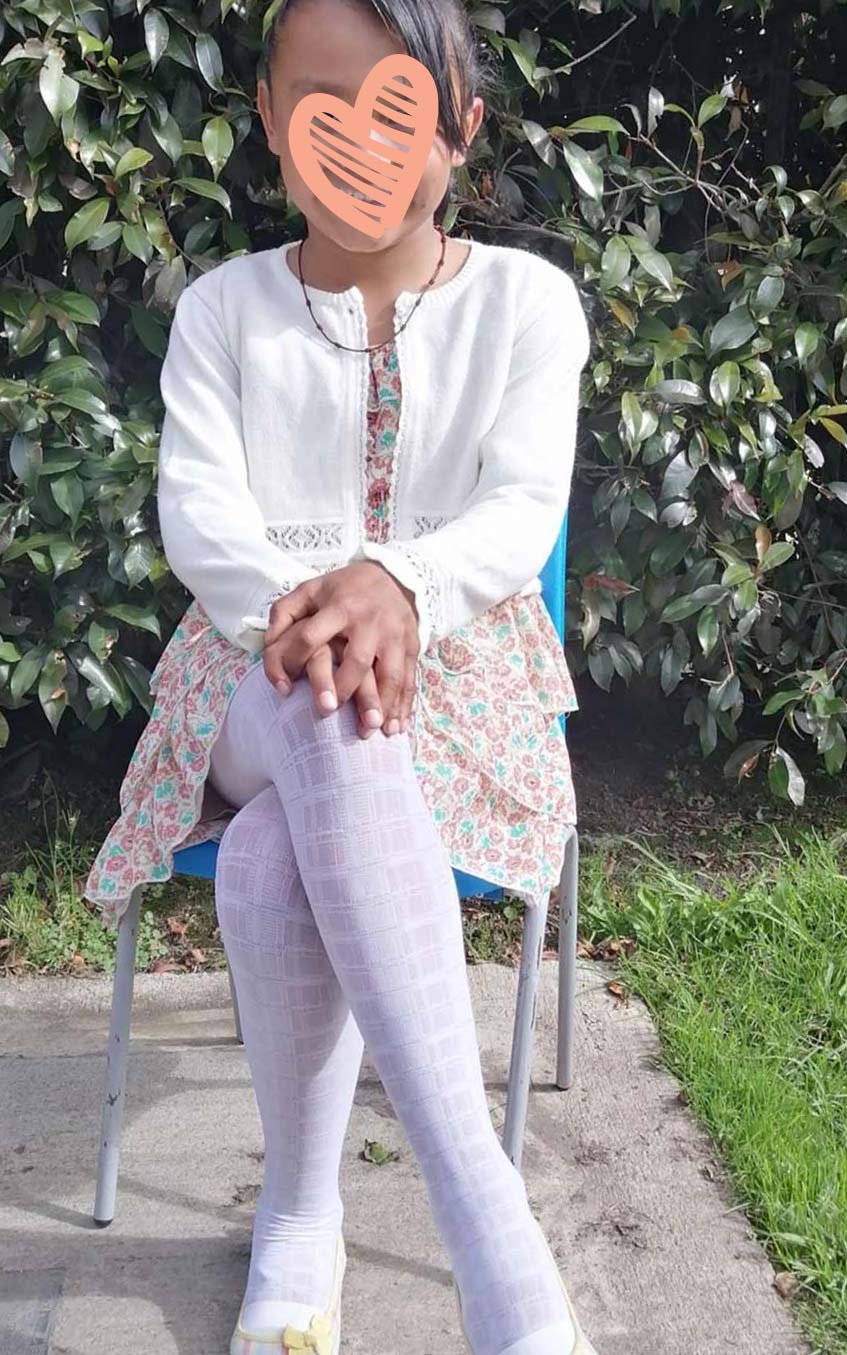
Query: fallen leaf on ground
773 1272 800 1299
606 980 628 1003
360 1138 400 1166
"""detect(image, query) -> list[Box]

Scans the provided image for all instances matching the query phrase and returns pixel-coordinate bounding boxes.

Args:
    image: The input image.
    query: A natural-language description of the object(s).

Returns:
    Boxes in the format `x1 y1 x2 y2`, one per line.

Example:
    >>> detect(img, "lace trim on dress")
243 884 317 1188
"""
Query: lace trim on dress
413 514 454 536
265 521 344 552
390 542 445 644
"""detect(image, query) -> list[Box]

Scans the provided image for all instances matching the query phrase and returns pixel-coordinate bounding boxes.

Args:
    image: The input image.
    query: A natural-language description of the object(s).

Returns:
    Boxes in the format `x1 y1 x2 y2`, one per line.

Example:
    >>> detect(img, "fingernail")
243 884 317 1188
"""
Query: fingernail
275 679 291 696
364 709 382 729
318 690 338 712
386 718 400 736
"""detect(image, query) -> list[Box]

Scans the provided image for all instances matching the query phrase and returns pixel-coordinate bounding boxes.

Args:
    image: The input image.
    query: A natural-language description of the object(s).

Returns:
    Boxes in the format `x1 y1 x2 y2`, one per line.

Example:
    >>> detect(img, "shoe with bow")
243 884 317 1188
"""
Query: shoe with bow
230 1230 345 1355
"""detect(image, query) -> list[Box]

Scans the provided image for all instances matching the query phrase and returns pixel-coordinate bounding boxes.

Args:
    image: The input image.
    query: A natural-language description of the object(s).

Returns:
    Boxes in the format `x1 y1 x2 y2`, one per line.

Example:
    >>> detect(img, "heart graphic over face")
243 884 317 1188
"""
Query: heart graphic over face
288 54 439 239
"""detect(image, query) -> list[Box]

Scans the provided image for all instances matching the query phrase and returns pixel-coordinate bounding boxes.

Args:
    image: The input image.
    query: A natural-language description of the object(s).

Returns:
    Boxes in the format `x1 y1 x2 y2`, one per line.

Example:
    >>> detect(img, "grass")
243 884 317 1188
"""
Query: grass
581 828 847 1355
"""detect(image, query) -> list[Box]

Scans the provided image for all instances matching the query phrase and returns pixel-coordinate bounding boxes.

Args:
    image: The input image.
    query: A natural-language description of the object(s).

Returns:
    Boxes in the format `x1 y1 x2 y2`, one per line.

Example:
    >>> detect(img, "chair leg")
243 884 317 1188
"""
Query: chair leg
93 886 142 1227
501 891 549 1173
226 954 243 1045
555 827 579 1091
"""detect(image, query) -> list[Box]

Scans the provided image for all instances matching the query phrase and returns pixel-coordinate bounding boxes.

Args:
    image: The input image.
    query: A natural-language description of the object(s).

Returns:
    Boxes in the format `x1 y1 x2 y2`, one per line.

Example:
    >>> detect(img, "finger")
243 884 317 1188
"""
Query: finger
264 582 319 647
263 642 292 697
306 645 338 715
399 651 418 733
275 604 349 670
353 667 383 739
375 640 406 736
333 623 380 707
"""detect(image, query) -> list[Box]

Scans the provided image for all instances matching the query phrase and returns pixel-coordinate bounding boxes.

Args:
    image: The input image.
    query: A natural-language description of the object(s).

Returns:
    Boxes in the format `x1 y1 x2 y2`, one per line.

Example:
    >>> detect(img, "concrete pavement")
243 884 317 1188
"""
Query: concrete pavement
1 960 809 1354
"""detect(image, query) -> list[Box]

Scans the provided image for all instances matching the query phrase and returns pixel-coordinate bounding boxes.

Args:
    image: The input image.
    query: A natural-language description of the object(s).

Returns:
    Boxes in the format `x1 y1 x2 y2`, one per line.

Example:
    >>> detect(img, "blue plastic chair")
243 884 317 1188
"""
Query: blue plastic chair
93 519 580 1224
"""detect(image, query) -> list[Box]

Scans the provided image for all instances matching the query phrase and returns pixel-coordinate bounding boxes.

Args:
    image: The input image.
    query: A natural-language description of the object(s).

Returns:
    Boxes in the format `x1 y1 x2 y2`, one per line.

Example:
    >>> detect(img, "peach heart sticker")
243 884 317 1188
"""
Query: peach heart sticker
288 54 439 239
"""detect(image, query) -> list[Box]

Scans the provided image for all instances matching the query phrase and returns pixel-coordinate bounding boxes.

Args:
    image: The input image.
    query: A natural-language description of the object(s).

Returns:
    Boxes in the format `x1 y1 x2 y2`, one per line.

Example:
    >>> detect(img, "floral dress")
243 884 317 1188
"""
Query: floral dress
85 341 579 931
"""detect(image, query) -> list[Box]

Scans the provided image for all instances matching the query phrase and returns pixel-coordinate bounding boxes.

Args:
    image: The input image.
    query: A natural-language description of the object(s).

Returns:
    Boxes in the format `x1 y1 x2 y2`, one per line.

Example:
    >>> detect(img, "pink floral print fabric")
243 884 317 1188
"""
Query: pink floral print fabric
85 340 578 929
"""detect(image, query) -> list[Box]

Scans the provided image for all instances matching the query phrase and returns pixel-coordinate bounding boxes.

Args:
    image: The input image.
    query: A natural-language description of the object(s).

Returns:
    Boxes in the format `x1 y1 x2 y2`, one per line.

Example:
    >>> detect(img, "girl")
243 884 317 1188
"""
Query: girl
85 0 594 1352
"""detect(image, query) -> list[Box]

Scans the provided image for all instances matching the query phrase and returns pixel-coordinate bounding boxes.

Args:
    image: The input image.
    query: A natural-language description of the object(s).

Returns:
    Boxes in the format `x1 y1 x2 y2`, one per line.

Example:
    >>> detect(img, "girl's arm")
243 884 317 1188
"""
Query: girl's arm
156 282 320 653
355 267 590 654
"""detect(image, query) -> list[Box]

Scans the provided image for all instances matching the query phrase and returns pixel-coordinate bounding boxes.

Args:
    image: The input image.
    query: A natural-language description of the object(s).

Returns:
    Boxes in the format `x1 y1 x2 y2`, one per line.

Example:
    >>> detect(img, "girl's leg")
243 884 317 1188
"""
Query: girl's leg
213 666 576 1355
213 782 364 1334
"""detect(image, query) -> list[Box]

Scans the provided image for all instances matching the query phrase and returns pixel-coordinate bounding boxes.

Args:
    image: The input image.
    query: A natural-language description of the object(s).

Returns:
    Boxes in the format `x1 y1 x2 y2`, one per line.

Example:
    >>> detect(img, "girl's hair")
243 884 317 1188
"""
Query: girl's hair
258 0 495 221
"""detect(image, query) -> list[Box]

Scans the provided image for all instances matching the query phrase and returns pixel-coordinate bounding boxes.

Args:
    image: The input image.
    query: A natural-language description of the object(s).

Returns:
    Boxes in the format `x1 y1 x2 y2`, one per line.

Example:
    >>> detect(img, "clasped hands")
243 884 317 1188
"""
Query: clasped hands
261 561 420 740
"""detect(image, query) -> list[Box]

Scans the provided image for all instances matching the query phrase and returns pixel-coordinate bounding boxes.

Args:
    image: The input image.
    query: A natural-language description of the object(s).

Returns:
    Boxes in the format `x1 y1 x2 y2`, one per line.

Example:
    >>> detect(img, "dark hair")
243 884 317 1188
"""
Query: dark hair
258 0 494 158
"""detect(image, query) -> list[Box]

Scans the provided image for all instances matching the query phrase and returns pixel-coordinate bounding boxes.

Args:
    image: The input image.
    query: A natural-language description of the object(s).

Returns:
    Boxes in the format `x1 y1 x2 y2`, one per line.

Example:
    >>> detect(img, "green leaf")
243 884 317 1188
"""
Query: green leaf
51 473 84 524
105 604 162 638
710 361 740 409
10 648 43 700
697 606 719 656
628 237 675 291
144 9 170 68
697 94 727 127
470 7 506 35
752 275 784 318
709 307 756 357
65 198 110 252
261 0 285 39
600 236 630 289
652 380 705 406
769 747 805 806
115 147 153 178
0 640 21 661
794 323 820 364
202 115 235 179
561 140 603 202
174 177 232 215
565 116 627 134
122 223 152 263
823 94 847 131
43 290 100 325
660 585 727 623
151 112 184 164
57 388 120 431
71 648 130 714
763 689 804 716
195 32 225 92
759 541 795 573
0 198 24 252
39 49 79 122
650 533 691 577
130 303 168 357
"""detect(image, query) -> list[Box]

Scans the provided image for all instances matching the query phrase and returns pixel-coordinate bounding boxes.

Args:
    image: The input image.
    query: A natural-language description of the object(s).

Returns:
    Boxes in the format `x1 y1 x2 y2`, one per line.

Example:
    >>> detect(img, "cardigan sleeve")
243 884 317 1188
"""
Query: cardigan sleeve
356 267 590 654
156 282 320 654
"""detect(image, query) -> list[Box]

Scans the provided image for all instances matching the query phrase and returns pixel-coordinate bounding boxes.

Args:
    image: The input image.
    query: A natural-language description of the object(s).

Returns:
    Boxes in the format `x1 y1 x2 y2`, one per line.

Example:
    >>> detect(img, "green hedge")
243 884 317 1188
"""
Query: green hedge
1 0 846 806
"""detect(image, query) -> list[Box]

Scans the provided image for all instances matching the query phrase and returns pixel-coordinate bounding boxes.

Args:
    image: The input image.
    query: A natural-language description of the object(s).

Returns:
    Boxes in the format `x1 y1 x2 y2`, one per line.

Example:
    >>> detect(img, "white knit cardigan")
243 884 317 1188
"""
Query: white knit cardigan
156 236 591 656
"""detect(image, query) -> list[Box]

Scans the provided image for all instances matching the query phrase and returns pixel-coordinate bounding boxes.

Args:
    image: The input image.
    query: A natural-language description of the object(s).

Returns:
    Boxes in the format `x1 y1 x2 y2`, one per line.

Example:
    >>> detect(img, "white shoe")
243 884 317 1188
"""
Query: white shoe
230 1230 345 1355
452 1215 599 1355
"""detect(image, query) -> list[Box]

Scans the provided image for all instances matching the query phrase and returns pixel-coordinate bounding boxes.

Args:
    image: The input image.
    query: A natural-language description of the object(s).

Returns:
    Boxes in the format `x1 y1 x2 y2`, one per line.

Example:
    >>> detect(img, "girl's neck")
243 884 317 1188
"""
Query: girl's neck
287 220 467 299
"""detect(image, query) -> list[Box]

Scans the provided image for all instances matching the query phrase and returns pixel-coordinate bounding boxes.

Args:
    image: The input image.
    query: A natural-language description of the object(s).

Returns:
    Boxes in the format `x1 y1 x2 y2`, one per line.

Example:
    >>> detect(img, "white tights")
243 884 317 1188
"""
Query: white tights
209 665 575 1355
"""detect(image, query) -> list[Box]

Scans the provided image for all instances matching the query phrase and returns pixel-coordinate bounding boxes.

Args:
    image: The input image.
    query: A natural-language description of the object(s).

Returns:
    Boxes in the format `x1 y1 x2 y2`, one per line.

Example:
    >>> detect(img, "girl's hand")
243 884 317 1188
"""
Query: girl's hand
263 562 420 734
288 635 387 740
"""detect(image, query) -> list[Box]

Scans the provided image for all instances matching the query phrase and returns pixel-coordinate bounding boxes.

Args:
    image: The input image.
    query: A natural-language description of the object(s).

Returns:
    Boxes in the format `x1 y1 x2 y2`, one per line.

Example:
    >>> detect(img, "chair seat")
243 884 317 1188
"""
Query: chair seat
172 840 503 902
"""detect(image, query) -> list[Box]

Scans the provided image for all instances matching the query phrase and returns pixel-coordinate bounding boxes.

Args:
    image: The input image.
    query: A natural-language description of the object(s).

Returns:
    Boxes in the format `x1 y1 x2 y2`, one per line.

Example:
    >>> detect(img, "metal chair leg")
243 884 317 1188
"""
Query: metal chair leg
556 827 579 1090
93 886 142 1227
502 890 549 1172
226 955 243 1045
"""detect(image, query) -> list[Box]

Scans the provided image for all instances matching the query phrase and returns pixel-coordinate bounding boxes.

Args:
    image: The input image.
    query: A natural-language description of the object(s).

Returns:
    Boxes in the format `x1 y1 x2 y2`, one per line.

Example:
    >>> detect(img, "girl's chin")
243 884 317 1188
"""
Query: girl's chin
302 199 438 252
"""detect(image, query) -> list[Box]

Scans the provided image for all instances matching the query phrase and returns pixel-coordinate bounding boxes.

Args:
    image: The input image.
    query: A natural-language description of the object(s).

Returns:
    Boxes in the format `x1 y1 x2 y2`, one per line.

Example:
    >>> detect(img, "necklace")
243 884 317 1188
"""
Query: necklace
296 224 448 356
